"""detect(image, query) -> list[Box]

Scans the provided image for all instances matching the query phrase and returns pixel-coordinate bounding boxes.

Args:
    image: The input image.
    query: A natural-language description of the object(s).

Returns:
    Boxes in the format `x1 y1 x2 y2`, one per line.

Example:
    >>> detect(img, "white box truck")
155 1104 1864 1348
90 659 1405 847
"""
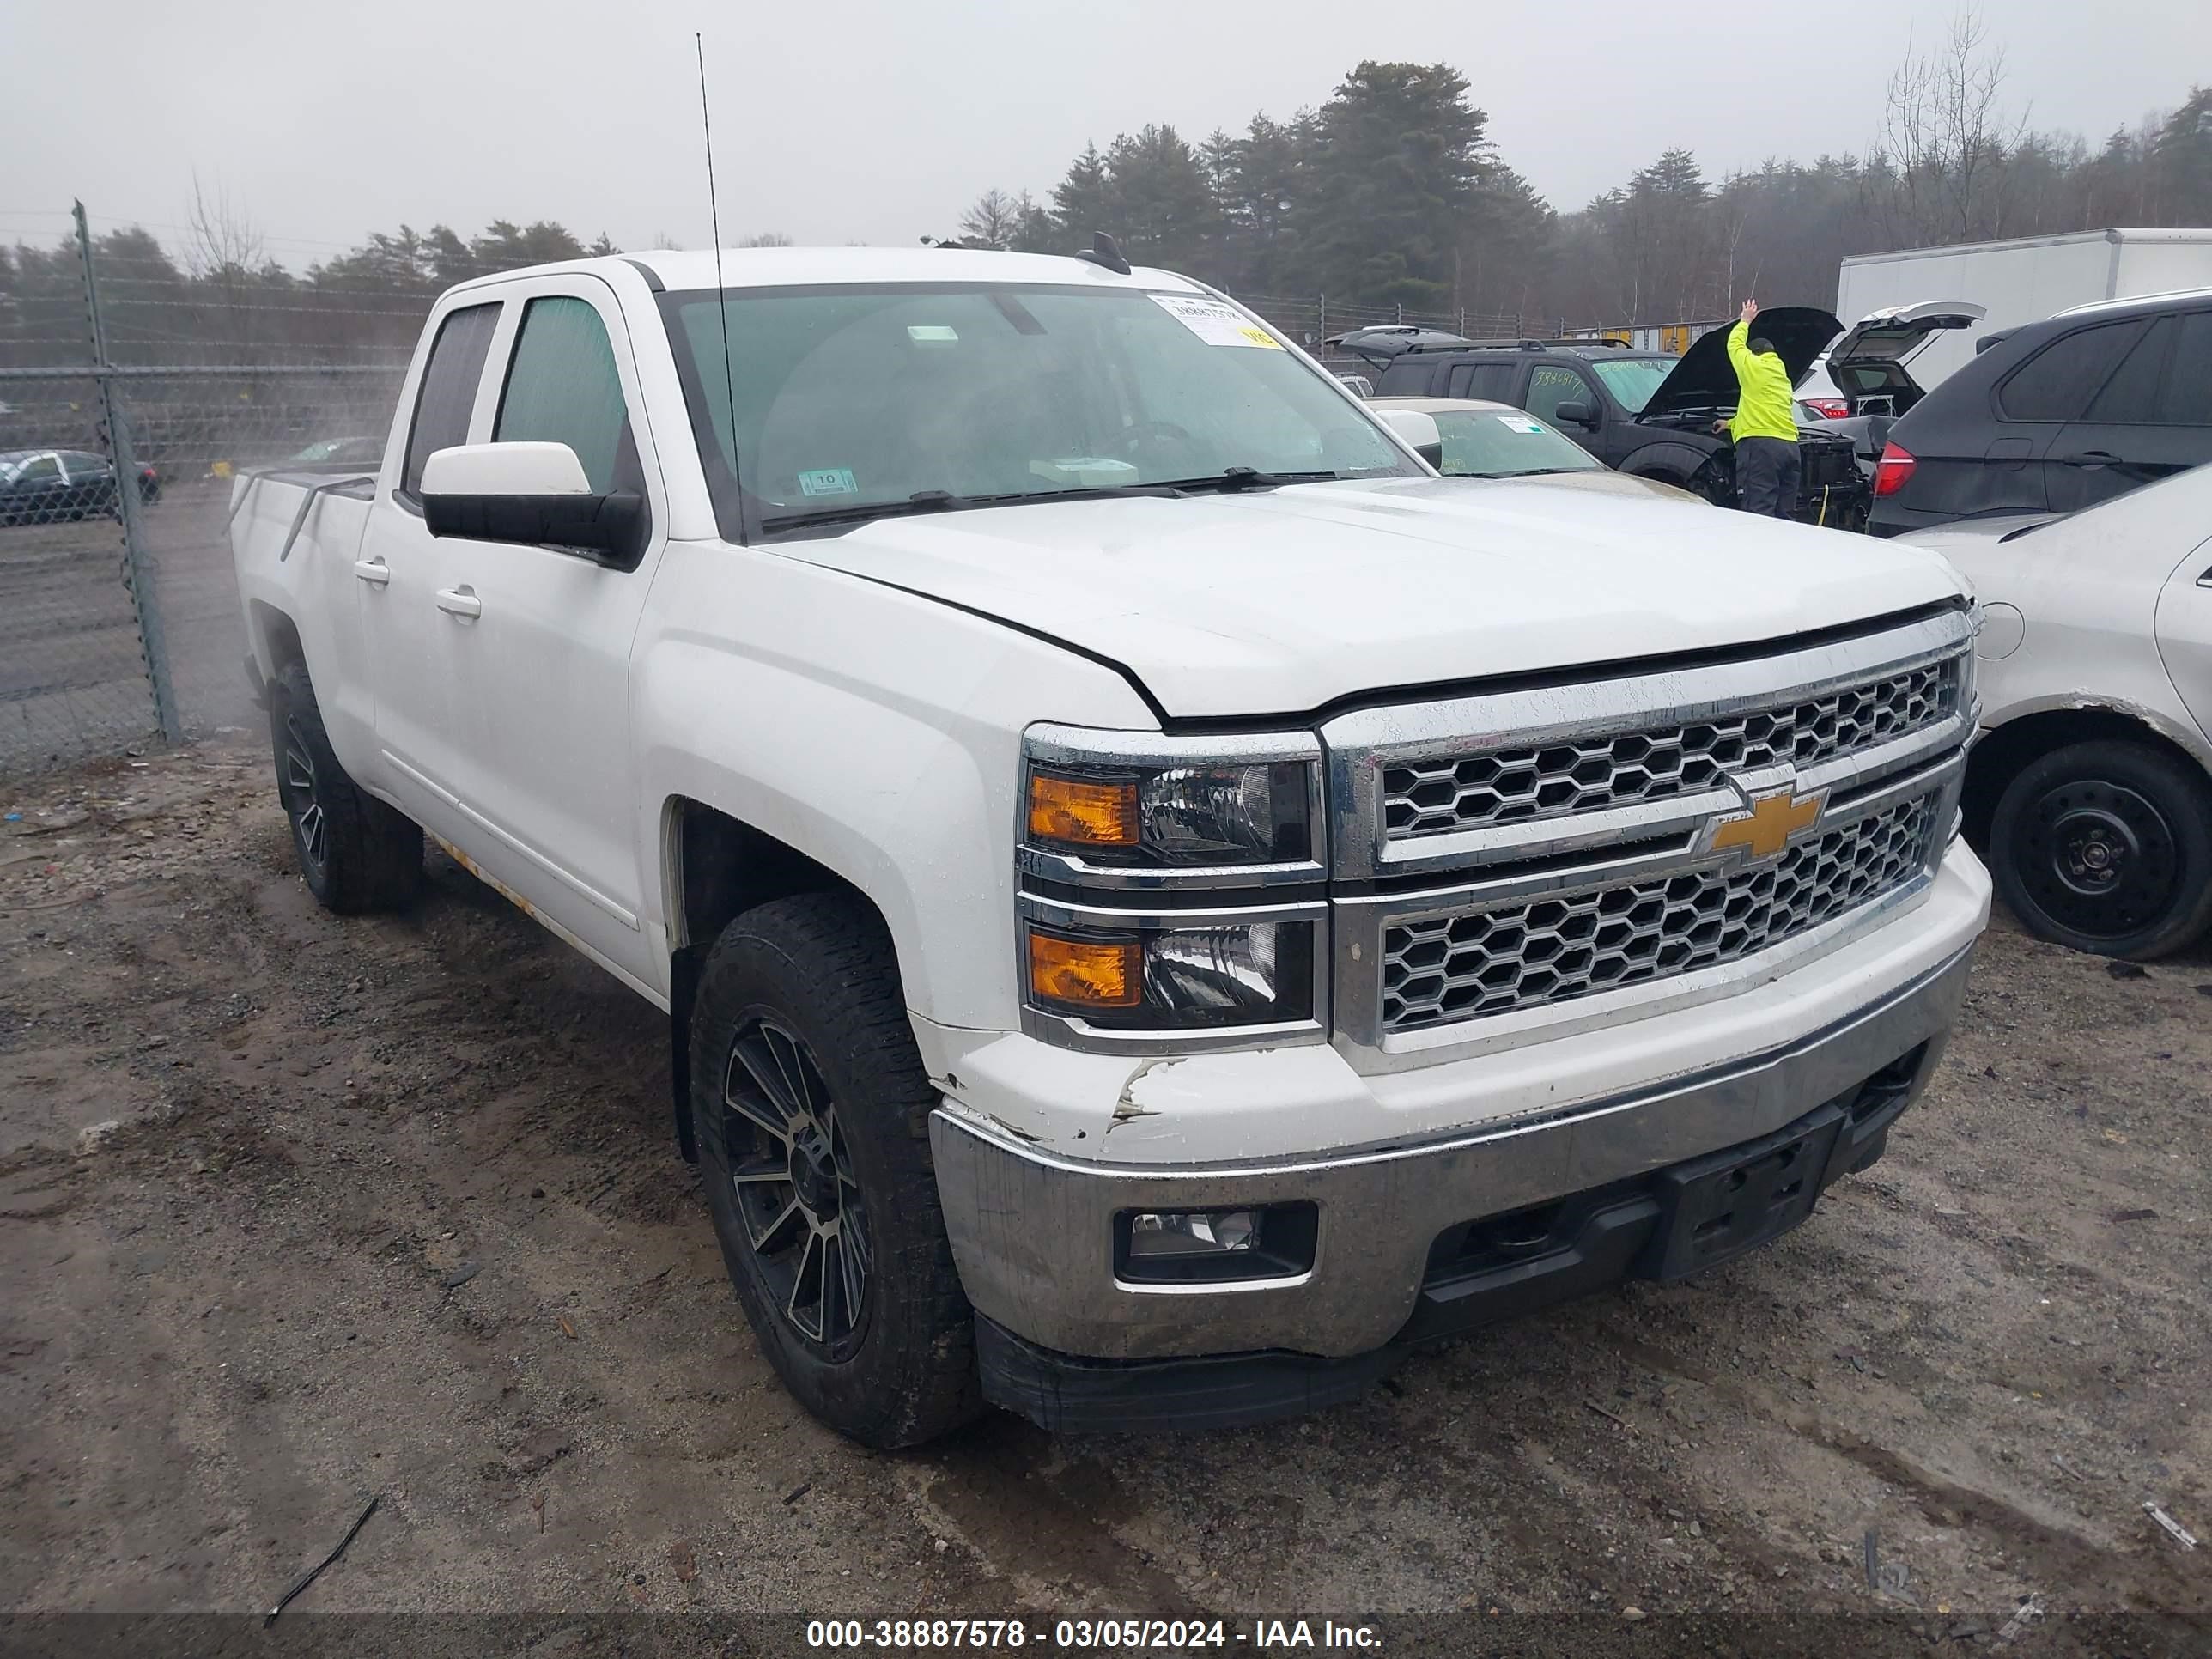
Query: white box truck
1834 228 2212 392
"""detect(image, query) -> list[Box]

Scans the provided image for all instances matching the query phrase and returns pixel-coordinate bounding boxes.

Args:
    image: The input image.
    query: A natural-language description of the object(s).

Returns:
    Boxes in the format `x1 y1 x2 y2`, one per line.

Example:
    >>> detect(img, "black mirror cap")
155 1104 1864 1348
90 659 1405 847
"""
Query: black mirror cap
1553 400 1593 426
1414 441 1444 468
423 489 647 570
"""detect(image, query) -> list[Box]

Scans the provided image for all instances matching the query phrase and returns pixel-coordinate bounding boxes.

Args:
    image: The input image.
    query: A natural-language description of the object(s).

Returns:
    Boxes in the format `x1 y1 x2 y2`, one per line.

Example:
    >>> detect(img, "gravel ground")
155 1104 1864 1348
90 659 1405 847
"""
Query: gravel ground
2 740 2206 1644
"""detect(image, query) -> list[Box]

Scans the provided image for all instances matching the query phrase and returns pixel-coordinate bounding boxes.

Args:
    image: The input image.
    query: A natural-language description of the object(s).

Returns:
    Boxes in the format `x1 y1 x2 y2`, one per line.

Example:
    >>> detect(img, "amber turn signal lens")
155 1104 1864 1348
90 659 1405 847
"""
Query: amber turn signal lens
1027 771 1139 847
1027 929 1142 1010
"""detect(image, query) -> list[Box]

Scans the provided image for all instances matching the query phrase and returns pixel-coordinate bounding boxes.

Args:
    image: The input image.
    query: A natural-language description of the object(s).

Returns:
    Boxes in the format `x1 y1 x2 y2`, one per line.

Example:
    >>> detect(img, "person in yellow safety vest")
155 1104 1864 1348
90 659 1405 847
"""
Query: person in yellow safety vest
1724 299 1799 518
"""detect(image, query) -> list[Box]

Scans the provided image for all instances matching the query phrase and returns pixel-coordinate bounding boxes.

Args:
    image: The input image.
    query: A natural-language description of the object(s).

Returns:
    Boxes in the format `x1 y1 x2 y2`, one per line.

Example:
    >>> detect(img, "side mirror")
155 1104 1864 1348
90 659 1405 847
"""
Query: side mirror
1376 408 1445 469
421 441 647 568
1552 400 1594 428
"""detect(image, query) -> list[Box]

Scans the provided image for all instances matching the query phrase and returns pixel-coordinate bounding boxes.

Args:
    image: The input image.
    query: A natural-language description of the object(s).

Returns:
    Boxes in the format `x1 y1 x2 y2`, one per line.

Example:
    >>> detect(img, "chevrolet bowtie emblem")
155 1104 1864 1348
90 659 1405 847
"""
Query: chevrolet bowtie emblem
1711 787 1826 860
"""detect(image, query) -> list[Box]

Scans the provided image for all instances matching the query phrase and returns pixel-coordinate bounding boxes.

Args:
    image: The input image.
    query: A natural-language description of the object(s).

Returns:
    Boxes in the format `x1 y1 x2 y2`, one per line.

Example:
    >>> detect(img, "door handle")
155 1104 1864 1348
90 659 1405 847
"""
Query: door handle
352 557 391 586
434 586 483 620
2061 450 2118 468
2197 566 2212 589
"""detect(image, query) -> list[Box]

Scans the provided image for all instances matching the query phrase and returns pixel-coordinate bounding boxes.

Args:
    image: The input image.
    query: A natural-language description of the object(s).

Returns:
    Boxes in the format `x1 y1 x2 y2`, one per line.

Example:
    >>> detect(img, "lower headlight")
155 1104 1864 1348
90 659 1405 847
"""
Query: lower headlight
1026 919 1314 1030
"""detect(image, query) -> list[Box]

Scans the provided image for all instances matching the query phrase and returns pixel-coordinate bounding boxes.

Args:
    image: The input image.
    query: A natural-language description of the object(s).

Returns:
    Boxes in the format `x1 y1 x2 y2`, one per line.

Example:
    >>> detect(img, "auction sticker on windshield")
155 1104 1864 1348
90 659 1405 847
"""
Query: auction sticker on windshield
799 468 859 497
1152 294 1283 349
1497 416 1547 434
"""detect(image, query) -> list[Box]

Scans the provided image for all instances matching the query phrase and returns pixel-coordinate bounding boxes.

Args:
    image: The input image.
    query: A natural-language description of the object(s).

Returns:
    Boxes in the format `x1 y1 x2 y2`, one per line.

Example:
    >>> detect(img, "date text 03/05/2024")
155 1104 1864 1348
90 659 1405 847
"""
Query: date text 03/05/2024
804 1619 1383 1649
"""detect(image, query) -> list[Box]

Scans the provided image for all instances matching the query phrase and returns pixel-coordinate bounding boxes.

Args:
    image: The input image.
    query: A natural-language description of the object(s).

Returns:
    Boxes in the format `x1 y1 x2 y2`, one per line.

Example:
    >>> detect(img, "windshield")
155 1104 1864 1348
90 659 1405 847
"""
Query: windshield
660 283 1417 537
1589 357 1678 415
1426 408 1601 477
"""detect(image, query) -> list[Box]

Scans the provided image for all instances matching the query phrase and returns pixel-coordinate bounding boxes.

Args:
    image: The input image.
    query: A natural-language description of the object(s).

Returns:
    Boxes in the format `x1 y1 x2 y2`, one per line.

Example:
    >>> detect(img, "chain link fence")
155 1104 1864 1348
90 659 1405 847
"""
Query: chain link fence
1 205 1547 775
2 206 417 775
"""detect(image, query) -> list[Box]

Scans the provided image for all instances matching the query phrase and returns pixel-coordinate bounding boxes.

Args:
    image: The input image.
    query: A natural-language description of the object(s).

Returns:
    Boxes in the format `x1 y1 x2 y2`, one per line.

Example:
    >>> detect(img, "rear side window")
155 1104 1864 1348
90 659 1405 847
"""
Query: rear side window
1997 320 2143 422
495 295 641 494
2082 317 2172 422
403 302 500 495
1448 361 1520 402
2158 312 2212 425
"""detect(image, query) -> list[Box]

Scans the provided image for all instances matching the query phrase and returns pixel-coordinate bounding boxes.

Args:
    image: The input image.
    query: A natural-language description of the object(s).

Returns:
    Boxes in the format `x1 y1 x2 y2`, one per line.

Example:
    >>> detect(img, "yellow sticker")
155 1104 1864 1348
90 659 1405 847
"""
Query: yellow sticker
1152 294 1285 349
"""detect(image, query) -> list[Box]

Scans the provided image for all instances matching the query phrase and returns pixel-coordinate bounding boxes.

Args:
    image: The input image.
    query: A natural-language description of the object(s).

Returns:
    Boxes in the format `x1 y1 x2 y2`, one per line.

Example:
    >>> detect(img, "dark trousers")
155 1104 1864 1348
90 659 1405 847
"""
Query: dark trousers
1735 437 1800 518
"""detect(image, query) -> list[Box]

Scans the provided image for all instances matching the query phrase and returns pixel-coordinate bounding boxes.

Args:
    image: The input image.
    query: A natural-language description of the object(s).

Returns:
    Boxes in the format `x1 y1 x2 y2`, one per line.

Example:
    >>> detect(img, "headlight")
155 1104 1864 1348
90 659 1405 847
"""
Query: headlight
1023 731 1321 869
1025 917 1316 1030
1018 726 1328 1047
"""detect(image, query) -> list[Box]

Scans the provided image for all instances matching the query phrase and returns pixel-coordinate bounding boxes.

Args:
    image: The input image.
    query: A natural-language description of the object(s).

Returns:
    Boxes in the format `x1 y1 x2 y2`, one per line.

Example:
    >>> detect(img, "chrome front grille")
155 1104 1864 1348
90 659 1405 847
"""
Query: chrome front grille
1381 656 1962 840
1380 793 1941 1032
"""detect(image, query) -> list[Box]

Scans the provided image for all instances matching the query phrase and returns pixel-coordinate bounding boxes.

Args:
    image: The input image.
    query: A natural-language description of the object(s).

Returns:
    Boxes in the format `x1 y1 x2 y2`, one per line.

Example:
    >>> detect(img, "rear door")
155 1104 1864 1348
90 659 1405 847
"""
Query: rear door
1985 318 2149 518
2052 307 2212 512
2156 524 2212 744
356 297 505 822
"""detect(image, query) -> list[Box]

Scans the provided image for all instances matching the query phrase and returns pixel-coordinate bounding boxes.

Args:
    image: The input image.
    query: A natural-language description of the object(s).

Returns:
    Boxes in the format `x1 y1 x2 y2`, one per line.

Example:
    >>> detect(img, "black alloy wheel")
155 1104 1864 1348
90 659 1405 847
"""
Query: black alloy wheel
721 1017 872 1351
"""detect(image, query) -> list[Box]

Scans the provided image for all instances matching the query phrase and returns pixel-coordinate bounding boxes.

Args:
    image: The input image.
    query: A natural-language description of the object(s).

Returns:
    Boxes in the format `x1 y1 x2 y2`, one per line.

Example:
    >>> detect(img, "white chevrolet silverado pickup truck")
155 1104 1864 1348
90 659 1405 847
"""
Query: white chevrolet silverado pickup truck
230 246 1990 1446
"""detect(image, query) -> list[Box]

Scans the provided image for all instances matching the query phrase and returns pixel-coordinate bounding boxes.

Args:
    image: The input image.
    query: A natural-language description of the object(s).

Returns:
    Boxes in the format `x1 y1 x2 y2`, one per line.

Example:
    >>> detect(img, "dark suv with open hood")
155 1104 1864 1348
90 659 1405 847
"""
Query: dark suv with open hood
1345 308 1867 526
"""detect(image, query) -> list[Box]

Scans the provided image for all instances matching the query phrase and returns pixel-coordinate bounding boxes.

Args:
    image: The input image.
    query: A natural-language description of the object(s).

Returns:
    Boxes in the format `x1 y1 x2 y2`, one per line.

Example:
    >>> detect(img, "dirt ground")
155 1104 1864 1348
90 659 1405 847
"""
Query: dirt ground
2 739 2207 1639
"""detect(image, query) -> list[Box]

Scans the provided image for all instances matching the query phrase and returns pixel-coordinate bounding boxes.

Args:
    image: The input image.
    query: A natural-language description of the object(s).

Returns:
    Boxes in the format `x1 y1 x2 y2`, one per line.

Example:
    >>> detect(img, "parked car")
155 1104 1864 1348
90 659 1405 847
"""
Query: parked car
230 246 1988 1444
291 435 387 468
1869 287 2212 537
1342 315 1868 526
0 447 151 524
1368 397 1703 503
1899 464 2212 957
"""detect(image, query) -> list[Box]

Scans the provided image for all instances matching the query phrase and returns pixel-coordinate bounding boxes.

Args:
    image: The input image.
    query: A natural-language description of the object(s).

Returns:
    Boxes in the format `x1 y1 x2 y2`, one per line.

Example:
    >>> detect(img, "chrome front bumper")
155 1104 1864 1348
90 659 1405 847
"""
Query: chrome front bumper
930 940 1973 1361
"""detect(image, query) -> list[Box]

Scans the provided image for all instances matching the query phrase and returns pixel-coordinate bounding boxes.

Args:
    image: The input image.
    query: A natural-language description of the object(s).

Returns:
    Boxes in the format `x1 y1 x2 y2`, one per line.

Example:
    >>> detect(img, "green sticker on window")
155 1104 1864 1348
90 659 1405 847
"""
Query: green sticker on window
799 468 858 497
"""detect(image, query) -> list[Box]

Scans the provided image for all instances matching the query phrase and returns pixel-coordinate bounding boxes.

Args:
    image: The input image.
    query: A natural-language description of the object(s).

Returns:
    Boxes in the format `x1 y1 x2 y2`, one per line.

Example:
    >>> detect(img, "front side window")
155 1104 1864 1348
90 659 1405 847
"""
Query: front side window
1589 357 1677 415
403 301 501 495
495 295 641 493
661 283 1415 537
1431 409 1602 477
1998 320 2145 422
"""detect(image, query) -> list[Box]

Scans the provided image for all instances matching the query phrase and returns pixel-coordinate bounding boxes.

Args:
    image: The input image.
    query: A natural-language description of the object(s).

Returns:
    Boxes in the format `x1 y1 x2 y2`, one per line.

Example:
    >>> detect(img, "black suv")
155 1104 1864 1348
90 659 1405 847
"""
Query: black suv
1340 309 1867 526
1866 288 2212 537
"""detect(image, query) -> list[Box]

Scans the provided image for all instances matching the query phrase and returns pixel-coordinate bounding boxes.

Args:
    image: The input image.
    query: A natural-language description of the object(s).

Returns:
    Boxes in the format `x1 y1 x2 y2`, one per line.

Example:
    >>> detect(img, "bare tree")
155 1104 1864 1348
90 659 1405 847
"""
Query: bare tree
1871 7 2031 245
737 232 793 247
184 174 270 356
958 188 1023 250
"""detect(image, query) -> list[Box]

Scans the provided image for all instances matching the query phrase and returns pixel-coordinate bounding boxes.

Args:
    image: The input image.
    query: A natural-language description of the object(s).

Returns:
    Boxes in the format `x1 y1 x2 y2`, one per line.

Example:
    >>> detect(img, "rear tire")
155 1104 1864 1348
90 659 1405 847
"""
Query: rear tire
1989 739 2212 959
690 892 981 1448
268 660 422 914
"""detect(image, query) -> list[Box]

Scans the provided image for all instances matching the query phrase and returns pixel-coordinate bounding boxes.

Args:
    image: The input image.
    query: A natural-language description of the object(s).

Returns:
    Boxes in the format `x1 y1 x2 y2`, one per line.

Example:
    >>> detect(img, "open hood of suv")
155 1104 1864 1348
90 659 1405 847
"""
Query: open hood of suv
775 476 1968 719
1639 307 1841 418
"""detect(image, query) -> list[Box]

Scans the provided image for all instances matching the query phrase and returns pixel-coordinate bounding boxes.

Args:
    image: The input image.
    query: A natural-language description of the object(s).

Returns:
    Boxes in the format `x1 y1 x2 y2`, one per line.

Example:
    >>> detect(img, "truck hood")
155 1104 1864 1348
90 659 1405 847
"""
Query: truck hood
1640 307 1842 418
772 477 1968 720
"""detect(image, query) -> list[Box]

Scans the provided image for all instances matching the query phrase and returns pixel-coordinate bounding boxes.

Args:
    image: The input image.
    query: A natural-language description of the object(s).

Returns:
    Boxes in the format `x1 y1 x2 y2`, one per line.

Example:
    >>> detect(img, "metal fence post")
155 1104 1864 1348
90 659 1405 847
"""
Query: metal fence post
75 200 183 746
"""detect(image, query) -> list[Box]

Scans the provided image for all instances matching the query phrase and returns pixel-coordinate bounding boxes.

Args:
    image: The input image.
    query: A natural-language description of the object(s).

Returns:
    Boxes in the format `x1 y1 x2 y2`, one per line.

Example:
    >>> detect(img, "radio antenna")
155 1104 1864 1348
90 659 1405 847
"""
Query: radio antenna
696 32 744 530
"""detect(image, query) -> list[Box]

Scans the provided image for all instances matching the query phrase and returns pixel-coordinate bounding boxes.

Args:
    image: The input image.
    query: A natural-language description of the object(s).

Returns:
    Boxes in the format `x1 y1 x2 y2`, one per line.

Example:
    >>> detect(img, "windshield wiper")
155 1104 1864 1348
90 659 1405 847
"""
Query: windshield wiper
1485 467 1586 478
759 483 1184 535
1158 465 1343 494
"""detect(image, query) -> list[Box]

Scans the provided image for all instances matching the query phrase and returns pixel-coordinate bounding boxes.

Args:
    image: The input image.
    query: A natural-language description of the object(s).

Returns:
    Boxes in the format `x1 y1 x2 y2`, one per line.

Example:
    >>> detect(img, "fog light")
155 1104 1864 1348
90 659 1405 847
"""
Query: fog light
1127 1209 1260 1257
1115 1200 1319 1284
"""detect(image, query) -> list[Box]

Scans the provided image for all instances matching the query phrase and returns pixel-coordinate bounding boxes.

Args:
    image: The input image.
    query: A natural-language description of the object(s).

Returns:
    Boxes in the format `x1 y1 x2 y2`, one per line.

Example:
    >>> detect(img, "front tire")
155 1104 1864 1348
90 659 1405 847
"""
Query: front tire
1989 739 2212 959
690 893 980 1448
268 660 423 914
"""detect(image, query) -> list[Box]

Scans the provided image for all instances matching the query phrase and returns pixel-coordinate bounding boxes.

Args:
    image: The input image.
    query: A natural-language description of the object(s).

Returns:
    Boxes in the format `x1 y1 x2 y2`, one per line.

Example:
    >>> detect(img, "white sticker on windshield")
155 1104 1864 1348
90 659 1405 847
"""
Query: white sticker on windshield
1496 416 1547 434
799 467 858 496
907 325 958 343
1151 294 1283 349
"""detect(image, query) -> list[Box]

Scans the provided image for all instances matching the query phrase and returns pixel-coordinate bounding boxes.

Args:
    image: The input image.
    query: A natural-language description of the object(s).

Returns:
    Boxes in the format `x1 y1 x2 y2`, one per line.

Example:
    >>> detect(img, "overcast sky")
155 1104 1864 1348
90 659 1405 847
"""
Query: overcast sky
5 0 2203 264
